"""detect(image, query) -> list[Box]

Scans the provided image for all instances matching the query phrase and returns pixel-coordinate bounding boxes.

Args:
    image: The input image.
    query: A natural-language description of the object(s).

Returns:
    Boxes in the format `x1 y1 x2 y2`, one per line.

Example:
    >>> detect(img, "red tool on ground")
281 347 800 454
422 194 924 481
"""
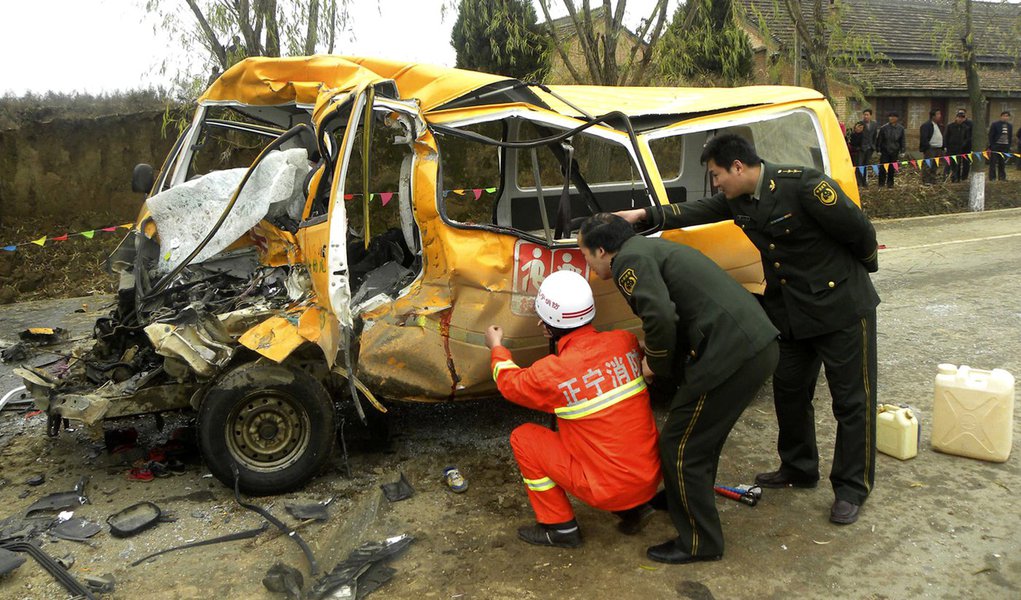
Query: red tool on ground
713 484 761 507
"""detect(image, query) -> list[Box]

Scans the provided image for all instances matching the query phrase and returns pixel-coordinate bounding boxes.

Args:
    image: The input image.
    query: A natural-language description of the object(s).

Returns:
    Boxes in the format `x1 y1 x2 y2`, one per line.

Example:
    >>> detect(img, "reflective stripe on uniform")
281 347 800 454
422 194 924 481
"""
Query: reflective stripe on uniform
554 377 647 420
492 360 520 381
523 476 557 492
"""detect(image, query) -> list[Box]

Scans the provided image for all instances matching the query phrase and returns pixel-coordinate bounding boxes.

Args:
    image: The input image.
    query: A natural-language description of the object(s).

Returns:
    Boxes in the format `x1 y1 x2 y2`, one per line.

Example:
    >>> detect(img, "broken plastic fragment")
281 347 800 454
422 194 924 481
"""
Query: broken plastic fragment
380 473 414 502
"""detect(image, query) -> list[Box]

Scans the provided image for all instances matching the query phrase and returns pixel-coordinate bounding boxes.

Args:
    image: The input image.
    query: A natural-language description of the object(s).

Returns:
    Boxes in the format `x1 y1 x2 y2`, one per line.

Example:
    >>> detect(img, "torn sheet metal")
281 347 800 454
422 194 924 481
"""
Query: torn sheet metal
145 320 234 378
238 316 306 363
147 147 309 273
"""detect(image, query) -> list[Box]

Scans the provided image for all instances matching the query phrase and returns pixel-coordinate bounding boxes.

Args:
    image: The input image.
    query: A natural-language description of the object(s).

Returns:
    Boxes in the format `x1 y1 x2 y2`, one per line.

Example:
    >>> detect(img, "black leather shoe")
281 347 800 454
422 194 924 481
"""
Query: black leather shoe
517 523 582 548
829 499 860 525
646 540 722 565
615 503 655 535
754 469 819 489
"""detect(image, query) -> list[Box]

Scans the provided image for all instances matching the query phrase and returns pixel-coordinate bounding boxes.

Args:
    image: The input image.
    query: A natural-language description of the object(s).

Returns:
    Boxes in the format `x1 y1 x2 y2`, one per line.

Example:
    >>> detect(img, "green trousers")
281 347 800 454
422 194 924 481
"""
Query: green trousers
660 340 779 557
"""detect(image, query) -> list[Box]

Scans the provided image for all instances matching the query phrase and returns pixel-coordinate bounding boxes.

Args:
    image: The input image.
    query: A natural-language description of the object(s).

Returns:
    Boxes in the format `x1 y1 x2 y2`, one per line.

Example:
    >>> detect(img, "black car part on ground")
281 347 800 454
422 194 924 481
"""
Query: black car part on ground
308 534 414 600
232 463 320 576
0 539 96 599
130 522 269 567
107 501 165 538
25 477 88 518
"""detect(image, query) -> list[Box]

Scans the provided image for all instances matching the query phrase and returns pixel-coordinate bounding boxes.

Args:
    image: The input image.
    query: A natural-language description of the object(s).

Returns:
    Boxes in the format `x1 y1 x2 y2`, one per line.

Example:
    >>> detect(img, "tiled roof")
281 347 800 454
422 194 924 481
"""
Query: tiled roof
740 0 1019 62
847 62 1021 93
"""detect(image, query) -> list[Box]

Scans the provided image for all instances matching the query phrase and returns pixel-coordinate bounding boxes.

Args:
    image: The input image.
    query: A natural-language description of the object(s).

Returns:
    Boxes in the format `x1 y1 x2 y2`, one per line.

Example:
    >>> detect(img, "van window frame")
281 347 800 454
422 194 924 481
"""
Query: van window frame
642 107 830 182
434 108 657 247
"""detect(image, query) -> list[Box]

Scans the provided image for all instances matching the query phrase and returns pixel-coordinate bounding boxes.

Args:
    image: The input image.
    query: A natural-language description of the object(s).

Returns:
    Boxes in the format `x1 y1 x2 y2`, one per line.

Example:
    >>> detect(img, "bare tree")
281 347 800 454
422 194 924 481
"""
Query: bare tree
146 0 353 83
535 0 672 85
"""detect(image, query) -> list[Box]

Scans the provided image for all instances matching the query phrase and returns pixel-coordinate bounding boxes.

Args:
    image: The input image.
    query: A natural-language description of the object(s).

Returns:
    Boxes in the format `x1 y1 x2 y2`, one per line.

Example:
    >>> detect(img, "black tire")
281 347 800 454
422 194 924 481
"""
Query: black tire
198 362 336 495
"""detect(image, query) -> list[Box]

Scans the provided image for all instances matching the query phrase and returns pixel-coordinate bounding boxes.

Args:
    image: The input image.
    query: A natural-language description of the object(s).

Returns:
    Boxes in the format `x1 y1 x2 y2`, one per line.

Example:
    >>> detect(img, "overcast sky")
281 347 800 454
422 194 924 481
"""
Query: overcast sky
0 0 670 95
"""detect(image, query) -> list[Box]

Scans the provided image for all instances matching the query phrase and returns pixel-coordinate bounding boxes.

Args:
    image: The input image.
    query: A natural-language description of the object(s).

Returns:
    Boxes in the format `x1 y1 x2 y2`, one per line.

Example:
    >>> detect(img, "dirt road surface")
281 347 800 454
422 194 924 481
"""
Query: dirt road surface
1 208 1019 599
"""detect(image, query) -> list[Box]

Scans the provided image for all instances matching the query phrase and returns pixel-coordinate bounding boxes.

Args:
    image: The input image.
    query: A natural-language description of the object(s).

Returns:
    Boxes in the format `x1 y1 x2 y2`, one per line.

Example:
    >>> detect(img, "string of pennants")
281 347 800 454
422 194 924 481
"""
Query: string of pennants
343 187 498 205
859 150 1021 176
1 223 134 253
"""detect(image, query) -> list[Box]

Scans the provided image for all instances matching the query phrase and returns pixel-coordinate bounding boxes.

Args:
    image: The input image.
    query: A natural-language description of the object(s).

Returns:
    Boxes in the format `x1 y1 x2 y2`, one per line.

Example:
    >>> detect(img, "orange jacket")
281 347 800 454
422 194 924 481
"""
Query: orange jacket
491 325 661 507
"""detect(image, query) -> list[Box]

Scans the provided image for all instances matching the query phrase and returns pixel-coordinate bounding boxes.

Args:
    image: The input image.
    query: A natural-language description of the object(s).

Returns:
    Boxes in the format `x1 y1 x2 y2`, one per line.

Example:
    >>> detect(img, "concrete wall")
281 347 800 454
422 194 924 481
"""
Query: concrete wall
0 110 177 221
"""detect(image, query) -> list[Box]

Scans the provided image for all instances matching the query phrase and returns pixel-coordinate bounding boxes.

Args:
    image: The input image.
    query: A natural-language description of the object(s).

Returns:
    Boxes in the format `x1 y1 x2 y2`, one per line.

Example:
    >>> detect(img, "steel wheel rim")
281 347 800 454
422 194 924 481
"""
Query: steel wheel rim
225 391 311 473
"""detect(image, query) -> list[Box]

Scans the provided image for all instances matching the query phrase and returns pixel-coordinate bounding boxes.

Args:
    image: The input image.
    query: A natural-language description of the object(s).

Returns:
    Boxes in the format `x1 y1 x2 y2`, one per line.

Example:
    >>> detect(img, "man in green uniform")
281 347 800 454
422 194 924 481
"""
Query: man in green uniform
617 133 880 525
578 214 778 564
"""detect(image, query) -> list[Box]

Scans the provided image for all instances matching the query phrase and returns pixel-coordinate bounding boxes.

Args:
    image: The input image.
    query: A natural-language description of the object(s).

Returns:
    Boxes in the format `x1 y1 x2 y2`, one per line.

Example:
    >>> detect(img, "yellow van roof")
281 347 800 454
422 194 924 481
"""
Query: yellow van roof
199 56 823 120
199 55 514 111
533 85 825 118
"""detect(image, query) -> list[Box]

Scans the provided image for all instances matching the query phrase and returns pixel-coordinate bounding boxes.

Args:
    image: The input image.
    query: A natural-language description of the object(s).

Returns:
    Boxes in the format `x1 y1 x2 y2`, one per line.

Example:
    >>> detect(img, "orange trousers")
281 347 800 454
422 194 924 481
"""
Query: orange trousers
510 423 654 524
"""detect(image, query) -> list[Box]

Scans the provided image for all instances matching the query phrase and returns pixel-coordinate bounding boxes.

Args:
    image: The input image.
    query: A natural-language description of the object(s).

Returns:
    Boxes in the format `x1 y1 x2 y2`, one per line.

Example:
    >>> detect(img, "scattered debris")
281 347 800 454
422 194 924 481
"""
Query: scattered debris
26 474 45 486
25 477 88 518
0 540 96 599
50 518 103 542
131 522 269 566
84 572 116 594
812 539 833 545
107 501 164 538
0 343 28 364
309 534 414 600
285 498 333 521
0 385 28 409
232 465 319 576
0 547 26 577
263 562 305 600
18 327 67 345
381 473 415 502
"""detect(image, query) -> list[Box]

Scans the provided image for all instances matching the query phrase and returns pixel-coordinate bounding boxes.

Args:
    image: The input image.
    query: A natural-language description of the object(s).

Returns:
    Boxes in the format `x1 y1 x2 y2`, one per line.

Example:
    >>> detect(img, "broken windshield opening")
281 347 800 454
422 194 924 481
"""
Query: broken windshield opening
437 114 654 244
648 110 826 201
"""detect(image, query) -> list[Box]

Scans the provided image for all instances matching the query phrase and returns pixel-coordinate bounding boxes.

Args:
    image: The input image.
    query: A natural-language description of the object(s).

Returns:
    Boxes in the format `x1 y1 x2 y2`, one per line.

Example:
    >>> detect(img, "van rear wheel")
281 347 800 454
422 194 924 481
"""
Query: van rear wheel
198 362 336 495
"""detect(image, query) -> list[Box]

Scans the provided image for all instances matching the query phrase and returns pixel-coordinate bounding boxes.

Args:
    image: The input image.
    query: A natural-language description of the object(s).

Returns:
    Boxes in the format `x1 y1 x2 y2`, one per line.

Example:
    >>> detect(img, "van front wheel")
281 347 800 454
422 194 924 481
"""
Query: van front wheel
198 362 336 495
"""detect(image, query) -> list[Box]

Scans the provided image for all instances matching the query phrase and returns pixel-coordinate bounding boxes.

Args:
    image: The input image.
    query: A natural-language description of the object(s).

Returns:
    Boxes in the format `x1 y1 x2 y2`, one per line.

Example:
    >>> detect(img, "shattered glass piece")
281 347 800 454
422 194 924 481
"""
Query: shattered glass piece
147 148 310 273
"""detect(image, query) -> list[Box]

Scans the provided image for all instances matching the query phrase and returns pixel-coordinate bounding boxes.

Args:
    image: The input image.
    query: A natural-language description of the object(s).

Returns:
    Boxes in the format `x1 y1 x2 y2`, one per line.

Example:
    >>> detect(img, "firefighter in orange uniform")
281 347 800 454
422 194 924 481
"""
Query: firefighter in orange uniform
485 270 661 548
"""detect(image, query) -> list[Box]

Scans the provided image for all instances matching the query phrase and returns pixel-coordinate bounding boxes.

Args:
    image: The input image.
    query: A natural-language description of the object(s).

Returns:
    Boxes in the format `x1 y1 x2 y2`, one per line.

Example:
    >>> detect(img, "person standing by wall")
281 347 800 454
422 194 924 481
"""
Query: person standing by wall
876 112 905 187
860 109 878 186
615 134 881 527
988 111 1012 181
847 121 866 187
919 110 946 184
944 110 971 182
577 214 779 564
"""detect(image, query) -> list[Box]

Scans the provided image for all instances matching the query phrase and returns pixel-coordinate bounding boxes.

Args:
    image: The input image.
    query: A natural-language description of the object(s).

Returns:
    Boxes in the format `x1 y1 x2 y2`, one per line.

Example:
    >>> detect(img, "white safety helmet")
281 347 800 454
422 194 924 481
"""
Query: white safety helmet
534 270 595 328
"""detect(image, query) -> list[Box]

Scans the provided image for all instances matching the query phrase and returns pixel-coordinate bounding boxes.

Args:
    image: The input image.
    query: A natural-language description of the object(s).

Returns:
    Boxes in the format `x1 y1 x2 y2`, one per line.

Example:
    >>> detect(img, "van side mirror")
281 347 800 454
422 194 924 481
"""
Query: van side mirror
132 164 155 194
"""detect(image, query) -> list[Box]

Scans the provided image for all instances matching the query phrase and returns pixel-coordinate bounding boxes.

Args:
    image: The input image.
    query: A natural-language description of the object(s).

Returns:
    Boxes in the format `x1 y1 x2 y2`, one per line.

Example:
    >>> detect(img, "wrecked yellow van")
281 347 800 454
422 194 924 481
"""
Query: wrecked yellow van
17 57 856 494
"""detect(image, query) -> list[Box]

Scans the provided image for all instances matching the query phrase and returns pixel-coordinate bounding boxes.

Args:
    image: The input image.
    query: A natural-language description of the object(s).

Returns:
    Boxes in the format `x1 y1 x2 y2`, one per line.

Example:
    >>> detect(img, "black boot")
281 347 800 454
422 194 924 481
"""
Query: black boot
517 519 582 548
646 539 722 564
614 503 655 535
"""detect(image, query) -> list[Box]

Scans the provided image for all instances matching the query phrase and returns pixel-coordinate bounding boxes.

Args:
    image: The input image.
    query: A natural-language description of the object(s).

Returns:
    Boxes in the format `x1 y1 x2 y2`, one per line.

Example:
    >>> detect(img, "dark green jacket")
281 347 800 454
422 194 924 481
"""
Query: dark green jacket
645 161 880 340
611 235 779 395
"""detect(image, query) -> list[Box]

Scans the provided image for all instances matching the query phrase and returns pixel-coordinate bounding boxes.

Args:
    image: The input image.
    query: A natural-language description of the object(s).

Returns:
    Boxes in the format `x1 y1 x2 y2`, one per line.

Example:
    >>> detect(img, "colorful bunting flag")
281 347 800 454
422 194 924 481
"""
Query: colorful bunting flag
473 189 482 200
81 231 95 239
380 192 394 206
485 187 497 193
909 160 918 168
2 246 15 252
120 223 133 229
872 165 879 175
51 234 68 242
892 162 900 172
101 226 117 232
31 237 46 246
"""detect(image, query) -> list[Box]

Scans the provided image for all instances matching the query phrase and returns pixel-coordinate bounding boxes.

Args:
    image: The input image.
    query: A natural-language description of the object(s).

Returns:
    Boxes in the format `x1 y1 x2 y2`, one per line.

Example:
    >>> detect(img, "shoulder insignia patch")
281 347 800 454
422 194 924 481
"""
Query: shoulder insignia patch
769 179 776 193
776 168 803 177
617 268 638 296
813 180 837 206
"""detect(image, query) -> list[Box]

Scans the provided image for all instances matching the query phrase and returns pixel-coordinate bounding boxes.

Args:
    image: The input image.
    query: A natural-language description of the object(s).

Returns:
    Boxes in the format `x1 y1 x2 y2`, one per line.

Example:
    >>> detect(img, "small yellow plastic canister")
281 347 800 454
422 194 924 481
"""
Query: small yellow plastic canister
876 404 919 460
932 364 1015 462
